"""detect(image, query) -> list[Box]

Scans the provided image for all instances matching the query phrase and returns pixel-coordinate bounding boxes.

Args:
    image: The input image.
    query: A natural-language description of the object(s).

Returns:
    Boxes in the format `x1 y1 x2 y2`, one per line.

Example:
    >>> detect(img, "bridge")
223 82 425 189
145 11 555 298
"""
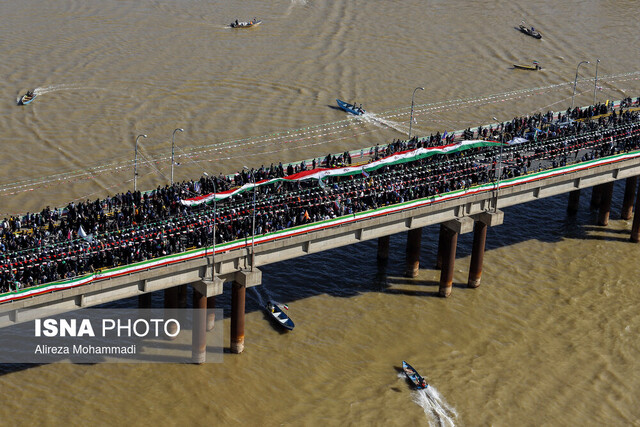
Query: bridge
2 105 640 363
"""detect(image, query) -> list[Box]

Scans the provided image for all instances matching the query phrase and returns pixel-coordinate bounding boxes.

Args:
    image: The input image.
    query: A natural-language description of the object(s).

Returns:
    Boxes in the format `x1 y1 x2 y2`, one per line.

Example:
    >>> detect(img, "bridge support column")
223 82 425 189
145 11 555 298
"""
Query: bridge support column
177 284 188 308
631 184 640 243
621 176 637 220
567 190 580 215
138 293 151 309
467 210 503 288
207 296 216 331
231 269 262 354
192 278 224 333
377 236 390 264
164 286 178 309
439 227 458 298
467 222 487 288
598 181 614 226
230 283 245 354
590 184 603 210
164 287 179 338
438 218 474 298
192 288 207 364
435 224 446 270
405 228 422 277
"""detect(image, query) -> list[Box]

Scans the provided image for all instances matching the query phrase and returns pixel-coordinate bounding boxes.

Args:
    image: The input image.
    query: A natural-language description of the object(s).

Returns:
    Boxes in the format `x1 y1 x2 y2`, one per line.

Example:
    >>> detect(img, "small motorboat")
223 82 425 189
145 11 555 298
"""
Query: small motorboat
336 99 365 116
18 90 37 105
513 61 542 71
266 300 294 331
402 360 428 390
230 18 262 28
517 21 542 39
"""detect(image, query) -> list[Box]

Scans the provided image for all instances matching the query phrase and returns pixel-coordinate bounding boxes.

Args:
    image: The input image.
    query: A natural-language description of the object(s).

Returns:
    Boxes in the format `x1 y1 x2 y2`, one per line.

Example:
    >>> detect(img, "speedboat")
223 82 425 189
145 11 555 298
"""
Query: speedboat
336 99 365 115
18 90 37 105
517 21 542 39
266 300 294 331
230 19 262 28
513 61 541 71
402 360 428 390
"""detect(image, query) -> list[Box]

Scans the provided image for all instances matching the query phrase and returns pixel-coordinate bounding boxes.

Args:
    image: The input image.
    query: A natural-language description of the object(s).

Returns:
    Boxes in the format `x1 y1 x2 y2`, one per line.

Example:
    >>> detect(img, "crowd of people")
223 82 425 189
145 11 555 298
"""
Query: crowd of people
1 98 639 293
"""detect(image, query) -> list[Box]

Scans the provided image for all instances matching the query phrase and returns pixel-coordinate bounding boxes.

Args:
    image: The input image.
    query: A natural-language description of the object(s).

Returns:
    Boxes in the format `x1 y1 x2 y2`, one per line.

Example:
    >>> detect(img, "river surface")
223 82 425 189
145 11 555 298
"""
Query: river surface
1 0 639 425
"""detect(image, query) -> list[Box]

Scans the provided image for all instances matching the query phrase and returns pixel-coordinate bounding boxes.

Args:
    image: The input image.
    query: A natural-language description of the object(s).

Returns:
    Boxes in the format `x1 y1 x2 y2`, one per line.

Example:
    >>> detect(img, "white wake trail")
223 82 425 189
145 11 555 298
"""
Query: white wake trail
32 84 110 96
251 286 279 307
33 84 80 95
398 371 457 425
358 112 411 135
283 0 308 18
251 288 265 307
413 386 458 427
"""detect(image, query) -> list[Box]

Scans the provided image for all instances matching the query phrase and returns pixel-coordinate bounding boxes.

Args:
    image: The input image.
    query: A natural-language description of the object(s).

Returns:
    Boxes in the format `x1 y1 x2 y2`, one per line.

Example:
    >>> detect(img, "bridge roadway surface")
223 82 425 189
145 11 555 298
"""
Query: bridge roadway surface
1 143 640 327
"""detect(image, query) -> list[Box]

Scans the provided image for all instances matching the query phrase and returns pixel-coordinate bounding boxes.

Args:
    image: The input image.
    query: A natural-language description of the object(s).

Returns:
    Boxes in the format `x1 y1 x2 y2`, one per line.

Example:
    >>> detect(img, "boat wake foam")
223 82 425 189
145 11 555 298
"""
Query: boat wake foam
17 84 84 103
251 288 266 307
282 0 308 18
398 373 457 427
251 287 280 308
286 0 307 13
358 113 411 135
413 386 458 427
31 84 108 96
31 84 78 95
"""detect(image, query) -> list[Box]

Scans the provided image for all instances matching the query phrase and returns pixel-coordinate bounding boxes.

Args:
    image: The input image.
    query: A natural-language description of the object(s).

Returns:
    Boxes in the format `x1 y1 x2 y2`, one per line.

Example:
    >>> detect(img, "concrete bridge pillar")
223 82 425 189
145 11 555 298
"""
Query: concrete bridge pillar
631 184 640 243
467 221 486 288
230 283 245 354
177 284 188 308
438 218 473 298
435 224 446 270
598 181 615 226
164 286 178 309
467 211 504 288
190 277 224 352
377 236 390 264
138 293 152 309
567 190 581 215
231 269 262 354
192 288 207 364
590 184 603 210
439 227 458 298
405 228 422 277
164 287 179 338
621 176 637 220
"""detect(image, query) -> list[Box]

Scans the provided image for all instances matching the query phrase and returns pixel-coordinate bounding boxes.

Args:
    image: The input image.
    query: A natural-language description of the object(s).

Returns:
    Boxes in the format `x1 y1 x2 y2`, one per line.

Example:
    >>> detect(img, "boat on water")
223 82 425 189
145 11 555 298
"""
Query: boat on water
517 21 542 39
336 99 365 115
230 18 262 28
402 360 428 390
513 61 542 71
266 300 294 331
17 90 37 105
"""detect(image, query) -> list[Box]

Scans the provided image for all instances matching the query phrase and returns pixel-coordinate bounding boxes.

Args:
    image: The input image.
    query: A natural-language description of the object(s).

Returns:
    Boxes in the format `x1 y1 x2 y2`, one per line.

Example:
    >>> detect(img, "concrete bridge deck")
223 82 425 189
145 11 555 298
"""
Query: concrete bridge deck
2 108 640 360
1 147 639 319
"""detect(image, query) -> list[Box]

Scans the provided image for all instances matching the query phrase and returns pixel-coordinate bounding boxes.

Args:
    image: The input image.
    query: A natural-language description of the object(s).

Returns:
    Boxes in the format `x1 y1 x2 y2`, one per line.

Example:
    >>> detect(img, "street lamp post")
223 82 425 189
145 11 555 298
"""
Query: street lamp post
593 59 600 106
243 166 256 271
409 87 424 140
492 117 504 212
134 134 147 192
203 172 216 282
171 128 184 186
571 60 590 110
